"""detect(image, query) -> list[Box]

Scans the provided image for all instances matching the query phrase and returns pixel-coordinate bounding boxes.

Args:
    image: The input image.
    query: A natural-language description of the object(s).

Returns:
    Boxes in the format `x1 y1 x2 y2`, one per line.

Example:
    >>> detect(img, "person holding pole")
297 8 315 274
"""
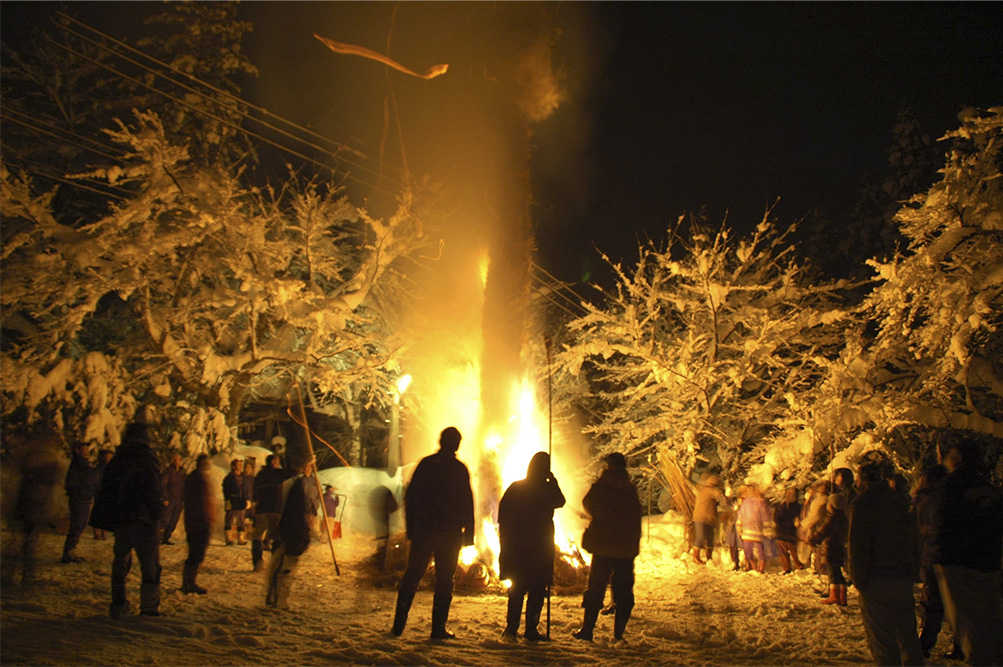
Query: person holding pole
498 451 566 642
390 427 475 639
573 452 642 642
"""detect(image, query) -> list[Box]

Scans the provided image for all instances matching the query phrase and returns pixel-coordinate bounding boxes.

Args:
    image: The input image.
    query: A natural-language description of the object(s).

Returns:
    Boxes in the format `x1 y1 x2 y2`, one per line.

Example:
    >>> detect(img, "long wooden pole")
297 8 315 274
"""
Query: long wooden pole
294 381 340 576
544 334 553 640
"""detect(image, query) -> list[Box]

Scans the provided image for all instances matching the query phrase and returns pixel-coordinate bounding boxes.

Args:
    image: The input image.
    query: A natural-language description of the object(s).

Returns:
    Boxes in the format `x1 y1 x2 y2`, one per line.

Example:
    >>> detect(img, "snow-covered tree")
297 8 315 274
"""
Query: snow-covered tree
850 107 1003 466
553 211 852 491
1 110 424 454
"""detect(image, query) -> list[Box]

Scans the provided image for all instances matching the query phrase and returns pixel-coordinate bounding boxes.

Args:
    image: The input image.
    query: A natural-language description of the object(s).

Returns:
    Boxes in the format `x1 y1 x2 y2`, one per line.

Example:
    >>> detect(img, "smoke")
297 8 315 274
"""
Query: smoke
244 3 602 550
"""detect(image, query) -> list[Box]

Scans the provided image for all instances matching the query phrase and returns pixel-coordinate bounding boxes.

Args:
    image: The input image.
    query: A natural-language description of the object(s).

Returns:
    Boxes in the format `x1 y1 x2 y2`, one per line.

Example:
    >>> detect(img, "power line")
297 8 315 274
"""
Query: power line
53 12 405 188
1 110 127 163
3 159 129 200
45 34 404 200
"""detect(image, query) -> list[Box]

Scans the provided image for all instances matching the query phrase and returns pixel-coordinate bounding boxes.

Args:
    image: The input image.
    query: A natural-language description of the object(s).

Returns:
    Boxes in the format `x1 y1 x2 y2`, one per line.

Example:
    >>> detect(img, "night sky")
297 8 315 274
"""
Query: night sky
3 2 1002 287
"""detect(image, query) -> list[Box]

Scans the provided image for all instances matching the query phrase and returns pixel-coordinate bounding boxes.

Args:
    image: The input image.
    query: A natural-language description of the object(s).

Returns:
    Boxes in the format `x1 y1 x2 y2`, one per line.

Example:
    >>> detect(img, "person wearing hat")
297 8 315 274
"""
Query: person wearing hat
391 427 475 640
573 452 642 642
691 473 724 565
847 452 924 666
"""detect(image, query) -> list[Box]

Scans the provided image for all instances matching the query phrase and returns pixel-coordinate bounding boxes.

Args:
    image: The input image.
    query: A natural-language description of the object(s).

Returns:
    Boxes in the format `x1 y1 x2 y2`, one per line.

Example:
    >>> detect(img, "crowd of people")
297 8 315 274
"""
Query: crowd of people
4 419 340 617
4 419 1001 666
689 445 1003 666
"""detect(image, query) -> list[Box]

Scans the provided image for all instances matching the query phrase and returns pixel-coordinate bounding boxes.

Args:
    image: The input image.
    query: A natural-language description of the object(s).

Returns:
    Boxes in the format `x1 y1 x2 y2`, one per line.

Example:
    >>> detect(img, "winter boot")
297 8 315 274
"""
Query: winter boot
572 605 601 641
704 548 714 564
837 585 847 606
391 589 415 636
182 563 207 594
821 585 840 605
613 600 634 640
251 540 264 571
237 530 246 546
524 590 548 641
691 547 705 564
225 528 234 546
430 594 455 639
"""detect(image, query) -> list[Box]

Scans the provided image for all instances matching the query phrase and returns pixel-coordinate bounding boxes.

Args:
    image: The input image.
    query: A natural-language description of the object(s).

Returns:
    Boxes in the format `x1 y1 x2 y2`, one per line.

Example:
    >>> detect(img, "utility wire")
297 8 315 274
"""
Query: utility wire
1 108 129 162
530 260 590 313
54 12 405 184
3 159 129 200
46 35 403 200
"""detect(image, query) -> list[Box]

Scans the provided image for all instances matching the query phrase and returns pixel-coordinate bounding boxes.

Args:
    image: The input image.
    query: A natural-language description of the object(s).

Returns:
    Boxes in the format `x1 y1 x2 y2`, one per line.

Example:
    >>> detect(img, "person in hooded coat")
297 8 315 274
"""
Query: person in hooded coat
159 454 185 545
811 492 849 605
691 473 724 565
573 452 642 642
498 451 566 641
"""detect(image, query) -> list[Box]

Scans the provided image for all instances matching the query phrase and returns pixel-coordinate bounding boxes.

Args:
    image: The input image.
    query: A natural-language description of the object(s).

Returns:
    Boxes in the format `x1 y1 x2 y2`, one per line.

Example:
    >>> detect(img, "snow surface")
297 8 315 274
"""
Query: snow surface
1 510 967 666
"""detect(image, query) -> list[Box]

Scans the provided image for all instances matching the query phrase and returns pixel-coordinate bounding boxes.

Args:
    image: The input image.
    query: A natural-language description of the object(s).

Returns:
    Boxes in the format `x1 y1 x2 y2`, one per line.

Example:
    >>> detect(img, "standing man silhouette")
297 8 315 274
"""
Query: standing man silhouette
391 427 475 640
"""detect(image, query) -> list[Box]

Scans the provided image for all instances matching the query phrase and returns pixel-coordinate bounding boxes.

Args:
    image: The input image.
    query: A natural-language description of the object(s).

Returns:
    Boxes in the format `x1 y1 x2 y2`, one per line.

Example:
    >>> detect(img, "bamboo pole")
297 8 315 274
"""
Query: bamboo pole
544 334 553 640
294 381 340 576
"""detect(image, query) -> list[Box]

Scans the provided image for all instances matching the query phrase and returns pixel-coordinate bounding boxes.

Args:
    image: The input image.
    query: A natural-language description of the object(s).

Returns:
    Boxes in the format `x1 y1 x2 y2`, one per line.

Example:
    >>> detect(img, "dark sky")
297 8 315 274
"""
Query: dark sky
3 2 1002 287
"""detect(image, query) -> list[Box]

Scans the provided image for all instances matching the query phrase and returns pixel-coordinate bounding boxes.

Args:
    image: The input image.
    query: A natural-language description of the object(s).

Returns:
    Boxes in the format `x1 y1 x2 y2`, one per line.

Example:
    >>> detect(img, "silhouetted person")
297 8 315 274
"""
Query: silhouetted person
929 442 1003 666
91 421 165 618
913 464 961 659
222 458 246 545
573 452 642 642
774 487 804 574
4 425 61 586
181 454 215 594
812 492 848 605
391 427 475 639
498 451 566 641
159 454 185 545
691 473 724 565
265 458 314 609
61 441 98 563
241 458 256 538
251 454 295 571
847 452 924 666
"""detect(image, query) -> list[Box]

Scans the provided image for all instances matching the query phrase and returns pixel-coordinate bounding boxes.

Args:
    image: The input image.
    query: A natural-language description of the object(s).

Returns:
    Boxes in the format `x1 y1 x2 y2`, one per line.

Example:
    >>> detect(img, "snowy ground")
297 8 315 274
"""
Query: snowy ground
1 514 964 666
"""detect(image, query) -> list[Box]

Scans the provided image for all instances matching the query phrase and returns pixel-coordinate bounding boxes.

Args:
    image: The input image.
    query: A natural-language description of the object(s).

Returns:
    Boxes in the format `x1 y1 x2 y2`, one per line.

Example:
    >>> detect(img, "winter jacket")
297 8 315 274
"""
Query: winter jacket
847 482 919 587
773 500 802 543
278 476 312 557
737 496 774 543
91 437 164 531
929 466 1003 573
692 483 725 526
811 499 847 568
498 470 566 585
254 466 296 514
183 469 215 533
222 471 246 511
404 449 475 544
64 453 99 504
581 467 642 560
